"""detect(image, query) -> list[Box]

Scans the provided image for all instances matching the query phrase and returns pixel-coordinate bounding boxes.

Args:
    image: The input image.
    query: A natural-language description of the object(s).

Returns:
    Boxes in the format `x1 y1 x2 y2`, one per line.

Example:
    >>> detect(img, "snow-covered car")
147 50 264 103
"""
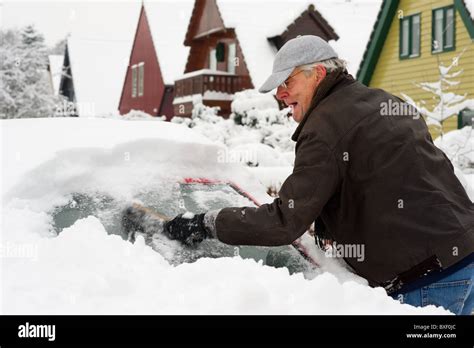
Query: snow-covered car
4 118 317 274
51 169 317 274
2 118 452 315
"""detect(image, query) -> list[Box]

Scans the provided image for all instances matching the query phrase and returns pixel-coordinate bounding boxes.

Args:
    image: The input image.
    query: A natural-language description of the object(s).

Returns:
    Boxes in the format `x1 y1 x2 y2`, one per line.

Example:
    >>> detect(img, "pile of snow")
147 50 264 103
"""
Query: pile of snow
231 90 280 115
434 126 474 200
0 117 450 314
171 94 296 190
108 109 167 121
435 126 474 172
1 215 447 315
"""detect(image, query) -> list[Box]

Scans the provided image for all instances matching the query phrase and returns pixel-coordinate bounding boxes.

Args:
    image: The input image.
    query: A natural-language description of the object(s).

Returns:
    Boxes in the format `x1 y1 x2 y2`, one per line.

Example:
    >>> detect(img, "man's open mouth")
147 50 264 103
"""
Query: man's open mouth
288 102 298 112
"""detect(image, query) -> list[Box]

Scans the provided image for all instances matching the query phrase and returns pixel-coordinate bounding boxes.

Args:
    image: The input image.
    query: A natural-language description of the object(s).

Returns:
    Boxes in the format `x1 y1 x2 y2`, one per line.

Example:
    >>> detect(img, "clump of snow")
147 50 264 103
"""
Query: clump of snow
231 89 279 115
114 109 166 121
434 126 474 201
0 117 451 315
182 212 195 219
435 126 474 172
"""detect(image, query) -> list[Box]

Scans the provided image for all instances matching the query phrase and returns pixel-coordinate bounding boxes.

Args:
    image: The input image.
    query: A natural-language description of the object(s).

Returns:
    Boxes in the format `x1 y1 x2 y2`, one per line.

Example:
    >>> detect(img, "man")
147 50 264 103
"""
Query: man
163 36 474 314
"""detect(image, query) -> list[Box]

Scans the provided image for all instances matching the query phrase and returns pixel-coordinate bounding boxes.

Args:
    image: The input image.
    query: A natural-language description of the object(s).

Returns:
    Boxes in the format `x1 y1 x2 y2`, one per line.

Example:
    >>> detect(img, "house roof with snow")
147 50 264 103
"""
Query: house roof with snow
64 36 134 116
184 0 382 89
48 55 64 96
59 2 141 116
356 0 474 86
143 0 194 85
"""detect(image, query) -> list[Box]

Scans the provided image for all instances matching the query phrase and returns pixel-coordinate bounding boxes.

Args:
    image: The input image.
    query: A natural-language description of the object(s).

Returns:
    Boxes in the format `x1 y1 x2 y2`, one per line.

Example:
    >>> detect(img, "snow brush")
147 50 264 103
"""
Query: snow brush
121 203 171 244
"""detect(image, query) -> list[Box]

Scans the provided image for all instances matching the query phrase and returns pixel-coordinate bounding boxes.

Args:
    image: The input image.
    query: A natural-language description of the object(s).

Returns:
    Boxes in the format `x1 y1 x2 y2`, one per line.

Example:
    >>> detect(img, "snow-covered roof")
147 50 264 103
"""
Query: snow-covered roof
215 0 382 90
177 69 235 80
465 0 474 19
48 55 63 96
144 0 194 85
67 36 134 117
64 2 141 116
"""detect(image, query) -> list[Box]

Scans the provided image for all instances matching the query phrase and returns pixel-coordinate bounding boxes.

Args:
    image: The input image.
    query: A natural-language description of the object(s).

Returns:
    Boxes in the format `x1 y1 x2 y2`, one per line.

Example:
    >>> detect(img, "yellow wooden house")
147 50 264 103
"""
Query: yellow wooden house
357 0 474 137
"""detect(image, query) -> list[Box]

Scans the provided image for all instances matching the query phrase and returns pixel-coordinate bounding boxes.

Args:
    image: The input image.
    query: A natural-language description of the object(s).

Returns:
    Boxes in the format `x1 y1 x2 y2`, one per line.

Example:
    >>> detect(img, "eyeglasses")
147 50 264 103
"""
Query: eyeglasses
279 70 305 89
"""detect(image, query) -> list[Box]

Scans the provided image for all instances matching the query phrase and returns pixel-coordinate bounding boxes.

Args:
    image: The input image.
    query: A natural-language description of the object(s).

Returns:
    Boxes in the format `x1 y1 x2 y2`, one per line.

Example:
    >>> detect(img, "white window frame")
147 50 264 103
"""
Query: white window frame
138 62 144 97
227 43 236 74
209 48 217 71
131 64 138 98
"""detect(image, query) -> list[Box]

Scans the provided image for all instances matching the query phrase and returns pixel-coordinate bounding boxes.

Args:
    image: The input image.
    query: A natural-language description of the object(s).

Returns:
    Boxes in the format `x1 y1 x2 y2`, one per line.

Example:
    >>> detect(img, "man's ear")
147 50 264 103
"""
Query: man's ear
315 65 327 83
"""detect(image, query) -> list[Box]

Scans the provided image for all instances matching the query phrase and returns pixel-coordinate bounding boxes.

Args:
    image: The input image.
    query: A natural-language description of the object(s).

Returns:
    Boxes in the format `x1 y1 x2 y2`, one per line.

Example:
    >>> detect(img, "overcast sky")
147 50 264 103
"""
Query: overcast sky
1 0 143 46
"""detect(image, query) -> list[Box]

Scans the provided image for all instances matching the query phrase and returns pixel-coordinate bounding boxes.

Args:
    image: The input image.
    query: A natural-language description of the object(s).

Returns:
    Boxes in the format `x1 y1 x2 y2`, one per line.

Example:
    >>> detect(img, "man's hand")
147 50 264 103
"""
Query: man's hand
163 213 212 247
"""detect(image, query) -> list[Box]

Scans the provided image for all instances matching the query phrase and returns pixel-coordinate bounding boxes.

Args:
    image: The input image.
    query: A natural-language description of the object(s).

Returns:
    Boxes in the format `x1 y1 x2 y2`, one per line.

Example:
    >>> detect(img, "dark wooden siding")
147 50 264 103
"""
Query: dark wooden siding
268 5 339 49
119 6 167 117
159 86 175 121
193 0 225 39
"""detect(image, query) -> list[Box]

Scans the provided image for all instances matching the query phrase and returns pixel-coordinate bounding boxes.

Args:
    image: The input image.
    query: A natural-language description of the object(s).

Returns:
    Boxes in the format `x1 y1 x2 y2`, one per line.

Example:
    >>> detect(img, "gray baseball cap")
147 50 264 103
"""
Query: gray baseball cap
259 35 338 93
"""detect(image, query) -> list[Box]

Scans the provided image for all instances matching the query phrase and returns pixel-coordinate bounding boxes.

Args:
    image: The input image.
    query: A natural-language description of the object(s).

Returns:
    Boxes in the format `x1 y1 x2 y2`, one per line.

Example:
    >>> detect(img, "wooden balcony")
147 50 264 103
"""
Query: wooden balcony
174 69 250 98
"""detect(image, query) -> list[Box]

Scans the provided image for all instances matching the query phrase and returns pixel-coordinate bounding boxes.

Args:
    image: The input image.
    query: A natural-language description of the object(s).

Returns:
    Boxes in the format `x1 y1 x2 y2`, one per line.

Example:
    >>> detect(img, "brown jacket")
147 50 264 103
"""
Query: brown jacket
215 69 474 287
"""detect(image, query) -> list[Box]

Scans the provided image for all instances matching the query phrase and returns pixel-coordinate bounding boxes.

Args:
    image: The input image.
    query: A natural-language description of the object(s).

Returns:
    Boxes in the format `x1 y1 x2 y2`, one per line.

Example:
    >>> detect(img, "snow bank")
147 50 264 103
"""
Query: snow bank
1 215 448 314
434 126 474 201
0 117 451 315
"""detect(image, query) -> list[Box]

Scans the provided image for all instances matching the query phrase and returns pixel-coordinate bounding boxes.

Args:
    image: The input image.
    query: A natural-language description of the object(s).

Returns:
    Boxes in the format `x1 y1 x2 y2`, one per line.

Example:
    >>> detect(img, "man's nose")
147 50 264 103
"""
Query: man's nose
276 86 288 101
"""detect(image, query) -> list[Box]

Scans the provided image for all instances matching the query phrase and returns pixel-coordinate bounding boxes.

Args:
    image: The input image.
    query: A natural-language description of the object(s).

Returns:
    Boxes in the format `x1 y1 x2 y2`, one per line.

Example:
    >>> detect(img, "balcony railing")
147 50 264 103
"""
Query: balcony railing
174 69 250 98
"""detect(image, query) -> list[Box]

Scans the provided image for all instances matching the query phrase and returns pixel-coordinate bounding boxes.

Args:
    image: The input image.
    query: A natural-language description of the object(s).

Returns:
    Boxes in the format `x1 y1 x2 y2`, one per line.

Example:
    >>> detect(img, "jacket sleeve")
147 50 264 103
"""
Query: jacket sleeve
215 132 340 246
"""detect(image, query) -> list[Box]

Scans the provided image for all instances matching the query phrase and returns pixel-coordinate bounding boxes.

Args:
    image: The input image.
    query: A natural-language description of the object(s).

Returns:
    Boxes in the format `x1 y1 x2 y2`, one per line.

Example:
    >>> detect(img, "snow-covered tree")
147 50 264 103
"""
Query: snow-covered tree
0 26 64 119
49 37 67 55
401 49 474 137
231 89 289 128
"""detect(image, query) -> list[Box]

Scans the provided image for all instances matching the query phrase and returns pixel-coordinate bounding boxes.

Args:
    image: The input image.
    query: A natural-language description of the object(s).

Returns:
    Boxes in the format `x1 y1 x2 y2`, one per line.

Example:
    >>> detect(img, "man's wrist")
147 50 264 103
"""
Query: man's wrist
203 209 221 238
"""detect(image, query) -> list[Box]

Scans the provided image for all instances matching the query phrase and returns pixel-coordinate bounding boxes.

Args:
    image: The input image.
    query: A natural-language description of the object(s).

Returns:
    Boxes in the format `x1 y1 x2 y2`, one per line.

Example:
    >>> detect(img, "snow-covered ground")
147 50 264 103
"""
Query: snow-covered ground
1 117 458 314
434 126 474 201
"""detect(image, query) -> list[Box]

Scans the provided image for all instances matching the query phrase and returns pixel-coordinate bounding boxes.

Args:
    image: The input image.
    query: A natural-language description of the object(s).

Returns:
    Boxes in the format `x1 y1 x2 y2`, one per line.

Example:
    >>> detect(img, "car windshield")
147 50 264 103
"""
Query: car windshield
50 181 313 274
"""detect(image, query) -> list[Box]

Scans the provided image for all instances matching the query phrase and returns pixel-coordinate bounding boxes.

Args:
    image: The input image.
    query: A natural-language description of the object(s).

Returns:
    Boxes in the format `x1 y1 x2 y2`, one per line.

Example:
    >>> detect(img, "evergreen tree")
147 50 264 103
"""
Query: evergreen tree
0 25 63 118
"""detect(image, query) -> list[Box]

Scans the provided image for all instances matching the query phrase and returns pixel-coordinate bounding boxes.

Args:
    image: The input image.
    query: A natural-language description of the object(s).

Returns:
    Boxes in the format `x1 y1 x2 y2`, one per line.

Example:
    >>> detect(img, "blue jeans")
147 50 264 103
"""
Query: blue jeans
391 261 474 315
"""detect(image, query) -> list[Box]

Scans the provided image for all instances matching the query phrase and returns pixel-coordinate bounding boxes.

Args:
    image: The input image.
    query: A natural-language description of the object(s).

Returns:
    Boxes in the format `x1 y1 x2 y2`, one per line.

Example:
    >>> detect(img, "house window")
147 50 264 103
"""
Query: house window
227 43 236 74
399 13 421 59
138 62 144 97
131 64 137 98
458 108 474 129
216 42 225 62
209 48 217 70
432 6 455 53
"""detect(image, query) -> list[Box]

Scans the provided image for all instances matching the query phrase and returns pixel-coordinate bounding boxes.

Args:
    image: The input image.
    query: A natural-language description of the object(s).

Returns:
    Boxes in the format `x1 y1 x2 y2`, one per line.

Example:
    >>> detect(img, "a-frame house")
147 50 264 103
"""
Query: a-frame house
118 1 194 120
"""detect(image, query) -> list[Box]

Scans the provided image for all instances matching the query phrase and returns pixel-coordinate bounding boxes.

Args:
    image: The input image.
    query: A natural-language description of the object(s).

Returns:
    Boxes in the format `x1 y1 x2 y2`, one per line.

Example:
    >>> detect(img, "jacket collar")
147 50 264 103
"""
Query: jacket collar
291 68 354 142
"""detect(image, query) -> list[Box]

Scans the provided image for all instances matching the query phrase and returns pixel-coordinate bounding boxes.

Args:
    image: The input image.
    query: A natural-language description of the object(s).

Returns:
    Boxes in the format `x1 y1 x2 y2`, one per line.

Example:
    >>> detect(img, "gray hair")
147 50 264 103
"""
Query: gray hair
298 58 347 76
